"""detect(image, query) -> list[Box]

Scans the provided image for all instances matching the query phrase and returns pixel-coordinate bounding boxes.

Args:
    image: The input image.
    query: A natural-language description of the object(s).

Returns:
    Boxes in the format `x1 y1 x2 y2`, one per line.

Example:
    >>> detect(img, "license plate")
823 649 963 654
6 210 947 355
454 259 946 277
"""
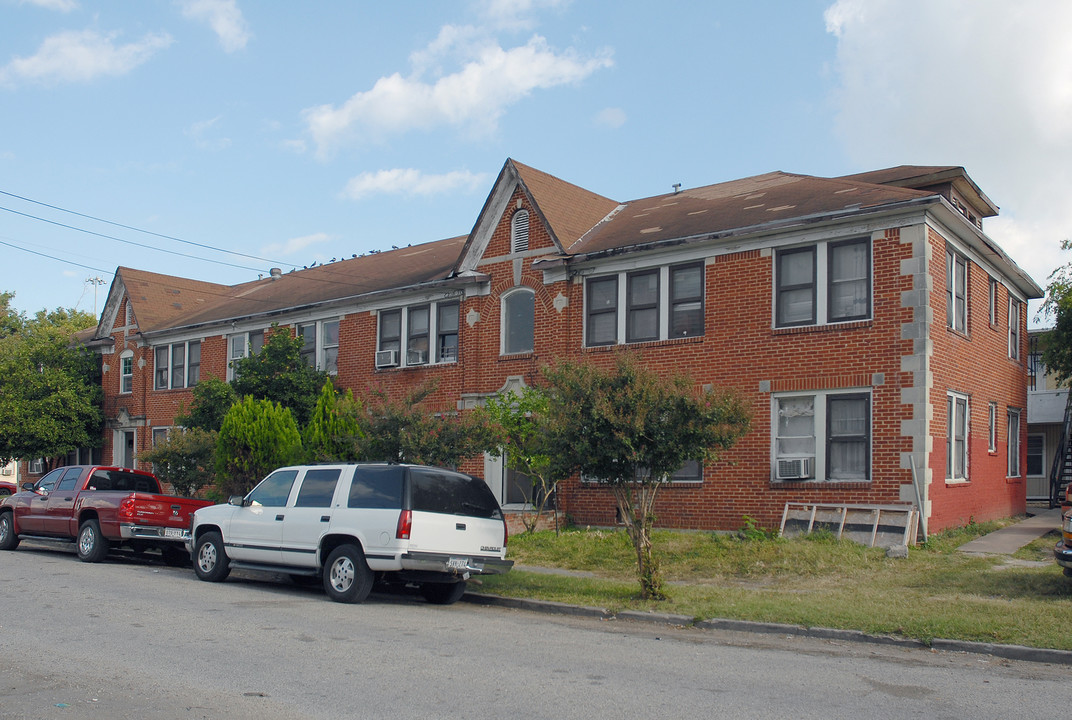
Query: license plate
447 557 469 570
164 527 185 539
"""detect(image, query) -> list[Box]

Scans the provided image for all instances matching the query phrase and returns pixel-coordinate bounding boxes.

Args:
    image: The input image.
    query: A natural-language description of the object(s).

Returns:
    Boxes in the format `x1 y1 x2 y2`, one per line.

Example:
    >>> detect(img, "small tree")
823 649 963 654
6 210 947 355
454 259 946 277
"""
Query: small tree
215 396 303 497
231 326 327 427
1041 239 1072 386
303 380 364 461
137 427 217 496
542 353 751 599
480 386 564 533
175 377 237 432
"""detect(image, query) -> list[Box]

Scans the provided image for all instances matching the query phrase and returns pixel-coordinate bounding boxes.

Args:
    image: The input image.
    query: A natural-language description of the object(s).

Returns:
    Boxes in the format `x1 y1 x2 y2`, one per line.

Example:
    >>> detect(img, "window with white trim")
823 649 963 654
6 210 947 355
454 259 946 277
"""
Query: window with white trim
298 320 339 373
947 392 969 480
1007 408 1021 477
227 330 263 381
774 238 870 328
585 262 706 347
988 401 997 453
511 209 530 253
988 277 998 326
119 350 133 394
946 248 968 333
1027 433 1044 477
1008 298 1021 360
502 289 534 355
155 341 201 390
377 301 459 368
773 390 870 482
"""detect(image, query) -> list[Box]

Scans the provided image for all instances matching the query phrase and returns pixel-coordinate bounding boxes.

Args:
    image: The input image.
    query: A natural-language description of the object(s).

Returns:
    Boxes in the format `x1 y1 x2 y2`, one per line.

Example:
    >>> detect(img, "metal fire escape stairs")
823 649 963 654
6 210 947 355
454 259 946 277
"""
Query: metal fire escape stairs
1050 389 1072 508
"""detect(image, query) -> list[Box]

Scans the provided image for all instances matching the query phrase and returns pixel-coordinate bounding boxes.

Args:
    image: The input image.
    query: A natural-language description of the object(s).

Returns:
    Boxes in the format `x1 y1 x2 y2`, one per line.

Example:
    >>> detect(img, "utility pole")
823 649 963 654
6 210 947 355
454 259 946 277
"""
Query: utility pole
85 277 105 318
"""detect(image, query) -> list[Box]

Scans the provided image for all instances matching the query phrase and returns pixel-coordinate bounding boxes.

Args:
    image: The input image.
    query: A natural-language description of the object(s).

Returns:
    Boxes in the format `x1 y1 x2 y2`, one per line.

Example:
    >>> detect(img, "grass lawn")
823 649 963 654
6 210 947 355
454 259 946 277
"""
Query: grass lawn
478 520 1072 650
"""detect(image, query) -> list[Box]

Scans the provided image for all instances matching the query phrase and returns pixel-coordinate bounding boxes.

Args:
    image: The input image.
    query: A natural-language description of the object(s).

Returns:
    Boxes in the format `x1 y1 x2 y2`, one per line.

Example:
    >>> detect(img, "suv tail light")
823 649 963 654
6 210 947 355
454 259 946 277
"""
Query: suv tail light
503 519 509 547
395 509 412 540
118 495 136 523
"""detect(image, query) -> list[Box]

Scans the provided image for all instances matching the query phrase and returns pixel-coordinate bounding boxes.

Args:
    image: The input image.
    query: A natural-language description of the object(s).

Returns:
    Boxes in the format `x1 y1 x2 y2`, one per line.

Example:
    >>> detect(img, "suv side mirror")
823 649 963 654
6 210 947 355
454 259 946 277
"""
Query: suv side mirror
21 482 35 492
228 495 247 507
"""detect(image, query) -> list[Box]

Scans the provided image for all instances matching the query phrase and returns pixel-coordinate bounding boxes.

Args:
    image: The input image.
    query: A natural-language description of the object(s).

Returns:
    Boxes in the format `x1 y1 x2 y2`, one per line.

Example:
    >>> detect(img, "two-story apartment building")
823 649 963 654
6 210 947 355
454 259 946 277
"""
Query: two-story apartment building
81 159 1042 533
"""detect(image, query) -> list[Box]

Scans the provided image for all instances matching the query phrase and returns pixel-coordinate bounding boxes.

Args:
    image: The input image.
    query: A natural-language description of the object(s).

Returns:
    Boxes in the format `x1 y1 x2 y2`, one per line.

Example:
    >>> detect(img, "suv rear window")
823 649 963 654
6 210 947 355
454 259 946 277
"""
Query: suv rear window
348 466 404 509
409 468 502 519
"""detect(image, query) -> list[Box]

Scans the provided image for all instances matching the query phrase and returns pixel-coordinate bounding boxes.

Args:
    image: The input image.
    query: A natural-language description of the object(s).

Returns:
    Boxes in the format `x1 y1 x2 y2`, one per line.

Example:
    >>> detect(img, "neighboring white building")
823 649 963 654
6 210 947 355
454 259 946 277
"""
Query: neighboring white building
1027 330 1071 502
1 459 18 488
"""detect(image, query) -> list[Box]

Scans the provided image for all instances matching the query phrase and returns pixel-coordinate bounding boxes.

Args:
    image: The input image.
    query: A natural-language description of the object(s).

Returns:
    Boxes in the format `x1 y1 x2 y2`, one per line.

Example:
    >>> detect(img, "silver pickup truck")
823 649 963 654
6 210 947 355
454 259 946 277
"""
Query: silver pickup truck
188 463 513 604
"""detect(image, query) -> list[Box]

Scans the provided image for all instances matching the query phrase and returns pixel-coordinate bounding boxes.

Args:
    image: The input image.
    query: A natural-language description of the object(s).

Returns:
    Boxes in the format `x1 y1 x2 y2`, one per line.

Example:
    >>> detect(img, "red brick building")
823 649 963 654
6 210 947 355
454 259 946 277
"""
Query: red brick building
78 159 1041 533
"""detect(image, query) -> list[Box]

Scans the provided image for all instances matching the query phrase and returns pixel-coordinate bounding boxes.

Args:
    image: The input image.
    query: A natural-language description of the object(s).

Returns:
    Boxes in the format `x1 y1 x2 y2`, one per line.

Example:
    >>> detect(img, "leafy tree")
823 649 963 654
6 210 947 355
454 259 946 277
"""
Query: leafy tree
215 396 303 497
355 381 494 467
175 377 236 432
137 427 217 496
230 326 327 427
303 380 364 462
541 353 751 600
479 386 564 533
1041 239 1072 386
0 300 102 468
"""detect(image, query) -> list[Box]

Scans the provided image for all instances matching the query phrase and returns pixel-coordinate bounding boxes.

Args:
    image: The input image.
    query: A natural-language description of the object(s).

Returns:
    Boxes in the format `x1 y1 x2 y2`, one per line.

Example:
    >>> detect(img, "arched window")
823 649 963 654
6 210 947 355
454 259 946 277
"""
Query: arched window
502 288 535 355
511 209 530 253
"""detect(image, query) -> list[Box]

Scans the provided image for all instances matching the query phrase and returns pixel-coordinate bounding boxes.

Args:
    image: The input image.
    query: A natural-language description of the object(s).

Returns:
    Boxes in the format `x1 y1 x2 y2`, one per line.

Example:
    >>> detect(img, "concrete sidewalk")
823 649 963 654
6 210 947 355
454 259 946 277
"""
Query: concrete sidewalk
956 507 1063 555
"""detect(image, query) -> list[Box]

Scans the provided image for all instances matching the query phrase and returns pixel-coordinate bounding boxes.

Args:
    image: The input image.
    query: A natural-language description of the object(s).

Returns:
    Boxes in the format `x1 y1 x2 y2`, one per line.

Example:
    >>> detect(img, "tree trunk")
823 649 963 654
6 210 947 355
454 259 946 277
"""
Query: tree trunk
611 484 665 600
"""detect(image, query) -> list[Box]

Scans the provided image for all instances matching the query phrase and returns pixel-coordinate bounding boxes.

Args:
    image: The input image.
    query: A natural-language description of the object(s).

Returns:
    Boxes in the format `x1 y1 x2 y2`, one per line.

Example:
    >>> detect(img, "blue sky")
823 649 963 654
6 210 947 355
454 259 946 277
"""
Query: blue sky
1 0 1068 325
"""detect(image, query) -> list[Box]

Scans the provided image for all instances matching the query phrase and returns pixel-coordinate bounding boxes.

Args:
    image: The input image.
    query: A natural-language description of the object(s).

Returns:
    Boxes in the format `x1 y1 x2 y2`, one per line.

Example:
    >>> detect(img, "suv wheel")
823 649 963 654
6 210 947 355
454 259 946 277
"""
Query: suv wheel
0 512 19 551
77 519 109 563
323 544 373 603
421 580 467 605
193 532 231 582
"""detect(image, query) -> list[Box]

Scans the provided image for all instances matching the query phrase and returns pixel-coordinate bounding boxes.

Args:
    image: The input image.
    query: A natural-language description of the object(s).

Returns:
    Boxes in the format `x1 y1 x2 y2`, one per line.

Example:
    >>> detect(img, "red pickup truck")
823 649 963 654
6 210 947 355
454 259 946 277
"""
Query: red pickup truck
0 465 213 565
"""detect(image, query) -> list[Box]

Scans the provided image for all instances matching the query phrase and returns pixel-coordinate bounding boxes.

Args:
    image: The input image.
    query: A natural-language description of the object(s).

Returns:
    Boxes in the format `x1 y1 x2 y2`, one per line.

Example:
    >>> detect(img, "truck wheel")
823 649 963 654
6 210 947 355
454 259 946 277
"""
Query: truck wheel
323 544 373 603
0 512 19 551
193 532 230 582
421 581 467 605
77 519 109 563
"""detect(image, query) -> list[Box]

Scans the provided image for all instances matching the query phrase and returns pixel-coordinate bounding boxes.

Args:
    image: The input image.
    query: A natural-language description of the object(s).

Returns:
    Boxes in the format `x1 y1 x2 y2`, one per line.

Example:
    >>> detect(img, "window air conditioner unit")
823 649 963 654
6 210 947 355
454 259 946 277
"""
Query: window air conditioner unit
407 349 428 365
776 457 813 480
375 349 398 368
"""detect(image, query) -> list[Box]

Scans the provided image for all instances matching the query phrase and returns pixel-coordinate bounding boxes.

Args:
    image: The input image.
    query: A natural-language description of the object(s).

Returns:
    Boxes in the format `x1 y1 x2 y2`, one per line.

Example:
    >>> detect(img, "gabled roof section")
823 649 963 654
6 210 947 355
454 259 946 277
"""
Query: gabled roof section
838 165 998 218
119 268 235 333
452 158 618 274
568 171 933 255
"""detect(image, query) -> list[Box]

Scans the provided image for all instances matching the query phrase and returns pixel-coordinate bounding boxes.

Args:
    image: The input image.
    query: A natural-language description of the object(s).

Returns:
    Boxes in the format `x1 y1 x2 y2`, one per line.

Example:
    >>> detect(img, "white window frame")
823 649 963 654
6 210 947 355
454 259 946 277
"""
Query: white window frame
773 238 871 329
296 320 340 373
1008 297 1021 360
227 330 264 381
29 458 45 474
501 287 535 355
584 262 707 347
947 391 969 481
988 277 998 326
946 248 968 334
155 340 201 390
987 401 997 453
771 388 871 483
1007 408 1021 478
119 350 134 394
377 301 460 368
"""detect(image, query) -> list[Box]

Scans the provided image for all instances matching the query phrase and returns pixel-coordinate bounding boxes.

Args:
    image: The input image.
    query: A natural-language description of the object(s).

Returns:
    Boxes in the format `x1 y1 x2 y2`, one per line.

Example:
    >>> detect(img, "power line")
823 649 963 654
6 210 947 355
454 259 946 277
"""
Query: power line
0 238 115 275
0 188 296 268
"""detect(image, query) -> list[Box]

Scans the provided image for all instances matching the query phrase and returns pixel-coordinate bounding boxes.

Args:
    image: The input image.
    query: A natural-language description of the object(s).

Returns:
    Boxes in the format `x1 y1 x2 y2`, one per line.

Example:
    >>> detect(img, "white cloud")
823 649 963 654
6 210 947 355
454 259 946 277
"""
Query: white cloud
594 107 626 129
476 0 570 30
185 116 231 150
0 29 173 86
824 0 1072 309
261 232 332 257
302 32 612 158
342 169 489 200
19 0 78 12
178 0 251 53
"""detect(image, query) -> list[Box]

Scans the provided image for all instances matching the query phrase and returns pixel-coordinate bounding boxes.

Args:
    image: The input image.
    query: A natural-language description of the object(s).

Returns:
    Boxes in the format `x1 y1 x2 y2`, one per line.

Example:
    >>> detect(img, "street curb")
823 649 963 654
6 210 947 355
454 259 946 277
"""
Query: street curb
462 592 1072 666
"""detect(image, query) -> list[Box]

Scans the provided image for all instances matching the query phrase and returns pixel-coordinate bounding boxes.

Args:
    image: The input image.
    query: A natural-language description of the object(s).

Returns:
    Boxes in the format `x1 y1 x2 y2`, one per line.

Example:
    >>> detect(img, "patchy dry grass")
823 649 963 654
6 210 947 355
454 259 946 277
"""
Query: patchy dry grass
479 520 1072 650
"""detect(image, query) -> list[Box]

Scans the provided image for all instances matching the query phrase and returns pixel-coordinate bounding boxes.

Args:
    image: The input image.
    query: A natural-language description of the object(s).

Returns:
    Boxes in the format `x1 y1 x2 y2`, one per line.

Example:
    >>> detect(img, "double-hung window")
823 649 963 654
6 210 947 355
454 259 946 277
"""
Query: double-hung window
298 320 340 373
1008 298 1021 360
947 392 969 481
120 351 133 394
774 238 870 328
1027 434 1044 477
988 278 998 326
946 248 968 333
502 290 534 355
377 300 460 368
155 341 201 390
585 262 705 346
773 390 870 482
1007 408 1021 478
228 330 263 381
988 402 997 453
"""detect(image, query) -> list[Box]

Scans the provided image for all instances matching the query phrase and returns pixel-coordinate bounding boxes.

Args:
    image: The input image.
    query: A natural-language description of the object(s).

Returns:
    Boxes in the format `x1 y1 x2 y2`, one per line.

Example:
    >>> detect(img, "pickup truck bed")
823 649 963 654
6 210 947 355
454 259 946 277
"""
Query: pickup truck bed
0 465 213 564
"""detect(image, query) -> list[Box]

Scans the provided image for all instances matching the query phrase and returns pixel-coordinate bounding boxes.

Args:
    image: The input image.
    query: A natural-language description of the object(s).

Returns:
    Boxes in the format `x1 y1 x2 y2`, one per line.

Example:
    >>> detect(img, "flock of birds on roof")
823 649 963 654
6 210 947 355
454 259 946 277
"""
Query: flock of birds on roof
290 243 414 272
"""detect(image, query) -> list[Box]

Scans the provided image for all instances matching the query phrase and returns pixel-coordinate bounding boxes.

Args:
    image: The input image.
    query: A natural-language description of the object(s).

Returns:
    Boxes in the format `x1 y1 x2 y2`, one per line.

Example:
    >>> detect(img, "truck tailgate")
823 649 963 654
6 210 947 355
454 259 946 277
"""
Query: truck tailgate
122 493 214 529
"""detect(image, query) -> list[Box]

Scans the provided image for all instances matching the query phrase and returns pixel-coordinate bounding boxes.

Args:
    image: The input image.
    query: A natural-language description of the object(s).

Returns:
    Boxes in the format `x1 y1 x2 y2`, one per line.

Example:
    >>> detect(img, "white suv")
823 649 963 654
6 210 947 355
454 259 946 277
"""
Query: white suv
188 463 512 604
